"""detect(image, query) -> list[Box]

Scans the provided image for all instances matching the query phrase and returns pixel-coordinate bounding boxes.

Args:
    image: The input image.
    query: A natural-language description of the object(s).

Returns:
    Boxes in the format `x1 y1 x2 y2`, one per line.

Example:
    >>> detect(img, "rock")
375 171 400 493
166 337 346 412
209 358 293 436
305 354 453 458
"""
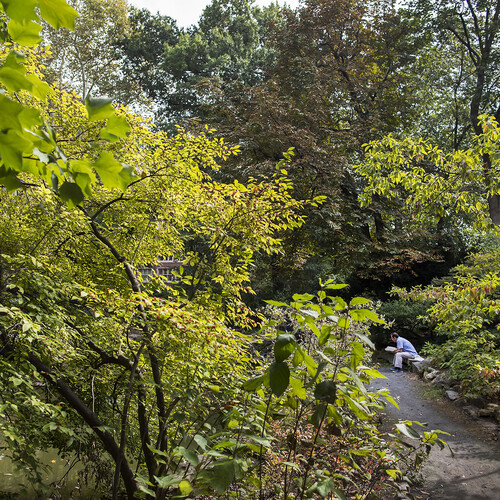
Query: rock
445 390 459 401
464 395 484 407
410 361 425 375
463 405 479 418
420 359 434 370
425 369 439 382
432 372 452 388
478 408 494 417
495 409 500 424
478 404 500 421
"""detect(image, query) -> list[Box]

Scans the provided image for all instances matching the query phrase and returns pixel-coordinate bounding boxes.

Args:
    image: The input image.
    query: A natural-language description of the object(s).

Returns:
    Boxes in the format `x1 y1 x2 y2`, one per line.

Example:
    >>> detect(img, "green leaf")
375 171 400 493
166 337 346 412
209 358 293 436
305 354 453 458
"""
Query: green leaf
311 403 327 428
269 361 290 397
274 333 296 362
246 435 271 447
292 293 314 301
154 474 181 489
0 166 23 190
340 391 370 419
99 115 131 142
327 405 343 426
264 300 288 307
360 367 386 380
193 434 207 451
350 297 371 306
94 151 124 189
350 341 365 370
19 106 42 130
85 96 114 122
71 159 95 196
314 380 337 403
9 376 22 387
26 74 52 99
137 484 156 497
385 469 401 479
0 52 33 92
285 395 298 409
337 317 349 329
39 0 79 30
178 480 193 495
332 489 348 500
175 446 199 466
351 308 384 324
318 324 333 346
0 130 32 171
58 181 84 208
353 330 375 349
5 0 38 24
347 368 368 396
289 377 307 399
395 423 421 440
214 439 238 449
293 347 304 366
7 19 41 45
303 351 317 376
210 460 236 494
0 67 31 93
316 478 336 497
242 374 264 392
0 94 23 131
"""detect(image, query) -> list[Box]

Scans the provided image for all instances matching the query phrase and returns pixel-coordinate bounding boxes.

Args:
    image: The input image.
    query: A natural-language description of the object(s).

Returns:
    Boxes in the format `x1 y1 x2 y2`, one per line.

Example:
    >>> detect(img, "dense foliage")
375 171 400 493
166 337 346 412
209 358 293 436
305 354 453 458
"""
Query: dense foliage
1 0 499 497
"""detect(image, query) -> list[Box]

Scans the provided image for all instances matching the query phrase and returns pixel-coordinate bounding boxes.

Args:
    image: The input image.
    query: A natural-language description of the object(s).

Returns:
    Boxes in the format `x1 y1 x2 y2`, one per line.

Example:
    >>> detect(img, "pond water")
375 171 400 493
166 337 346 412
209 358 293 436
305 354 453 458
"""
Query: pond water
0 441 93 499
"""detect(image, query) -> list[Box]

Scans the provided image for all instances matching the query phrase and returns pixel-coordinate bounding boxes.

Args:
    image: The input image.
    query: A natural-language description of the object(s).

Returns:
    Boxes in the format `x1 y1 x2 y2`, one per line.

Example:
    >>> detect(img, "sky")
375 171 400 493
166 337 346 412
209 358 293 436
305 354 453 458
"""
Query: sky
129 0 301 28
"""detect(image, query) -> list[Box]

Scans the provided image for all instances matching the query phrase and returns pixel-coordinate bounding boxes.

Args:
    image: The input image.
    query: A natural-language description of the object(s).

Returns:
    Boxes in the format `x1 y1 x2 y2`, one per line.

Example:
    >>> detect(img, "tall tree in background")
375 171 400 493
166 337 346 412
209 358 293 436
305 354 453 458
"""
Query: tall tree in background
413 0 500 223
407 0 500 146
117 7 180 113
43 0 144 105
197 0 458 297
118 0 281 128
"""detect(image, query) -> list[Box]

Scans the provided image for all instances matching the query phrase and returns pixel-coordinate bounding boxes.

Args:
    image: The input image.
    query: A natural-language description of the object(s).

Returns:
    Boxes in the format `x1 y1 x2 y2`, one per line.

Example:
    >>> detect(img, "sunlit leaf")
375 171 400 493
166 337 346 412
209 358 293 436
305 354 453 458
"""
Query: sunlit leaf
7 19 41 45
85 96 114 122
39 0 79 30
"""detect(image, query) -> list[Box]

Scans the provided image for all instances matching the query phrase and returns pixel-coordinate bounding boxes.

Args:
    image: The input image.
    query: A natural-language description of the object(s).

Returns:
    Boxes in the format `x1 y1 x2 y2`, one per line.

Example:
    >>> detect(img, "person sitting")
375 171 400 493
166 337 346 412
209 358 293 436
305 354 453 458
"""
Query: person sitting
390 332 418 373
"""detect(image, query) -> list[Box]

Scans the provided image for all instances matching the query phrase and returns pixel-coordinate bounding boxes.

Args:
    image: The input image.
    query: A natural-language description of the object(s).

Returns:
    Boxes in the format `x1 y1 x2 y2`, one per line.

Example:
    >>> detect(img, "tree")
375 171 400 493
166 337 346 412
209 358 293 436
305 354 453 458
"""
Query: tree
355 115 500 230
118 0 282 129
0 39 322 497
196 0 457 296
0 0 135 204
42 0 145 105
117 7 180 108
0 1 448 498
407 0 500 221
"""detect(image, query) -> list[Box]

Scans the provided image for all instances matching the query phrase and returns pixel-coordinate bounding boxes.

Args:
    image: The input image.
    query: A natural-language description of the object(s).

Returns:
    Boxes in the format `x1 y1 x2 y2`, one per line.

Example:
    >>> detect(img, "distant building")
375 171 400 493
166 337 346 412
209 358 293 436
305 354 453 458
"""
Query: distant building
138 256 181 282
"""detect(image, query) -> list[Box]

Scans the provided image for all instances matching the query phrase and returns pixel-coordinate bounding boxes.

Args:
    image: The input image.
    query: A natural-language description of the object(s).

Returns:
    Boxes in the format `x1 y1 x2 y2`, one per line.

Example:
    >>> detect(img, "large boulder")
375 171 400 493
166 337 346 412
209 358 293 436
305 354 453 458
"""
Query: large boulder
424 369 440 382
409 360 425 375
432 372 453 388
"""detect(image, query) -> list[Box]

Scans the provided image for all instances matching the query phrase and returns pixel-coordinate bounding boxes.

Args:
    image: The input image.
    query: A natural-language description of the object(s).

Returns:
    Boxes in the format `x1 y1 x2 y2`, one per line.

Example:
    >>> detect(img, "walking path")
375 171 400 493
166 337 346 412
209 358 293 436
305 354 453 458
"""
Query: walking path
371 366 500 499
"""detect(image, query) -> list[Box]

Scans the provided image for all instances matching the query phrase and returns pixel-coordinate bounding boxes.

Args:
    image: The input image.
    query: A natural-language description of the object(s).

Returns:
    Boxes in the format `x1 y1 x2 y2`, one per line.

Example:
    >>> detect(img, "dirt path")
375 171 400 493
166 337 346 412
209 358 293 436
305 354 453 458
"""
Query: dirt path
371 366 500 500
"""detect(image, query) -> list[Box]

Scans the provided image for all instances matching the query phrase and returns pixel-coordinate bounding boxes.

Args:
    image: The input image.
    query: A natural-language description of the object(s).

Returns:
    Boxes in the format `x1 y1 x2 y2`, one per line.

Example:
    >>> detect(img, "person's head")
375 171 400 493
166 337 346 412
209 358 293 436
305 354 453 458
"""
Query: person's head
391 332 399 342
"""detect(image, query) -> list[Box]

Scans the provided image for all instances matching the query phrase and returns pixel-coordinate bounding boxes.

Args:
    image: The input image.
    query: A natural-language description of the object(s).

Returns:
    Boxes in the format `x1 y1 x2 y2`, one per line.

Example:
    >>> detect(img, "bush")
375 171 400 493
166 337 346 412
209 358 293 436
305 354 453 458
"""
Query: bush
422 336 500 399
370 299 432 349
